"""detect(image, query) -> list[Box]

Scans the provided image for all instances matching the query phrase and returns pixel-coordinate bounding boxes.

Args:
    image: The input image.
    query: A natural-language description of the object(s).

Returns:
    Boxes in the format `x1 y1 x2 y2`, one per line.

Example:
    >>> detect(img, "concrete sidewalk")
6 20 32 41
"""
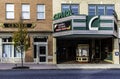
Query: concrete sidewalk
57 64 120 69
0 63 57 70
0 63 120 70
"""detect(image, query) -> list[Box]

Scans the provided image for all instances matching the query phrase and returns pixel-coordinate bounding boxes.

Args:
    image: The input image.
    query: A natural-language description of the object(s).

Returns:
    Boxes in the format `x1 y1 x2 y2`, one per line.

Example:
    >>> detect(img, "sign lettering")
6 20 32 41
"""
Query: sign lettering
88 16 99 30
2 23 36 28
53 10 72 20
54 20 71 32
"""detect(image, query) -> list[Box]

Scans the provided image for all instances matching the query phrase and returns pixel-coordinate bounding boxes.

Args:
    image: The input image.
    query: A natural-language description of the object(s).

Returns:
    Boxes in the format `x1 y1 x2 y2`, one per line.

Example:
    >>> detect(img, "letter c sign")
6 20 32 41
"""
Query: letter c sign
88 16 99 30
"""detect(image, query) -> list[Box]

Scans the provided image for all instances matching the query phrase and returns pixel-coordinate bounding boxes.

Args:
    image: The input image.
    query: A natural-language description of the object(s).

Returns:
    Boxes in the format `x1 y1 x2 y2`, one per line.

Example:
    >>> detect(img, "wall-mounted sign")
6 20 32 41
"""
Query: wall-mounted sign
115 52 119 56
0 23 36 28
88 16 99 30
54 20 71 32
53 10 72 20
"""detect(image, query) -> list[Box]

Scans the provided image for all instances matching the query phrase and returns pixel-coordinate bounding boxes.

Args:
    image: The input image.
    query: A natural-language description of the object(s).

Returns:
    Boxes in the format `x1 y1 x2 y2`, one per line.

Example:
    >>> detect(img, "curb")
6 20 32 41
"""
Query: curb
0 64 120 70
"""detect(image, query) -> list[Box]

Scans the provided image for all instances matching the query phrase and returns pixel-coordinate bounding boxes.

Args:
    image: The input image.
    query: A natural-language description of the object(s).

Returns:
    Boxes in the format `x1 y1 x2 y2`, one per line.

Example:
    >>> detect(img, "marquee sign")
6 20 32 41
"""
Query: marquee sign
53 10 72 20
88 16 99 30
54 20 71 32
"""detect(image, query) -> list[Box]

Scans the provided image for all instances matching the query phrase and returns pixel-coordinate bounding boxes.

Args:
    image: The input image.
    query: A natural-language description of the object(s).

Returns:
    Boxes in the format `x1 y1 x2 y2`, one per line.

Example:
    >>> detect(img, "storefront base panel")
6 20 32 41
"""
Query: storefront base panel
1 58 22 63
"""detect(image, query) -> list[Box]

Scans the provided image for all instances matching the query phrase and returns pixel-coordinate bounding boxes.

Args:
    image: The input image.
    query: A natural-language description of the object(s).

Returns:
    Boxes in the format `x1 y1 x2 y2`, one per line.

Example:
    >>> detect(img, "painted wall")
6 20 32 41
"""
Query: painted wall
53 0 120 20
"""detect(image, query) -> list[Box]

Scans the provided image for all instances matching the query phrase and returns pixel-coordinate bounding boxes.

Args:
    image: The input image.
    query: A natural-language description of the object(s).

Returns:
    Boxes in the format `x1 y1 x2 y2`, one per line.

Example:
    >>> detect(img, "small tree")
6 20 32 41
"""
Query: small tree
13 22 29 67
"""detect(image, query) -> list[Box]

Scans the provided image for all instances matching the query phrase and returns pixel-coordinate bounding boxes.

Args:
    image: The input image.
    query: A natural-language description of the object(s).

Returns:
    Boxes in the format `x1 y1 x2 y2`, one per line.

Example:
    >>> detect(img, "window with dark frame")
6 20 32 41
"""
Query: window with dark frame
62 4 79 15
88 4 114 15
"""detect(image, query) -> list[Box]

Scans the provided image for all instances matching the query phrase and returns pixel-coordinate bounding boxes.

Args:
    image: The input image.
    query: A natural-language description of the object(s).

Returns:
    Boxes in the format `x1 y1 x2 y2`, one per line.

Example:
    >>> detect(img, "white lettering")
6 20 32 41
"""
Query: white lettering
89 16 99 30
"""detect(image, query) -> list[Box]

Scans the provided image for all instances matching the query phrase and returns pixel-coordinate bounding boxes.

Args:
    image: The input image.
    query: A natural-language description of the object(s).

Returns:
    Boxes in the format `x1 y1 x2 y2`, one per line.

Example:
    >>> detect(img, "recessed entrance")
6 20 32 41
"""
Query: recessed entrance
33 37 48 63
76 44 89 63
56 38 113 64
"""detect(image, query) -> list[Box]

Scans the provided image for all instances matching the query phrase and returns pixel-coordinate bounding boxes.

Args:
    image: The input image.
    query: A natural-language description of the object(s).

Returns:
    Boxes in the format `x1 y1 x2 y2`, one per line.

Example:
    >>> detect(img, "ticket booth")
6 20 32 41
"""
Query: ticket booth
76 44 89 62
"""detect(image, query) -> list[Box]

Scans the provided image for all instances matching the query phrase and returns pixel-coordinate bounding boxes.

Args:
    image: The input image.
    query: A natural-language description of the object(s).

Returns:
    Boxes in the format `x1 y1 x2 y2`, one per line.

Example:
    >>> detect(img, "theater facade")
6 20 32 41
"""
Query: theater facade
52 0 120 64
53 10 119 64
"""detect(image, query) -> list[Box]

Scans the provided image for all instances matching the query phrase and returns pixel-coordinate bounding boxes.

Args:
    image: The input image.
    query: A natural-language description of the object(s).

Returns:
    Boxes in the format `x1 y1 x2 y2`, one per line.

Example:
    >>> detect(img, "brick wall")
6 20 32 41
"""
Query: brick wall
0 0 53 63
0 0 53 31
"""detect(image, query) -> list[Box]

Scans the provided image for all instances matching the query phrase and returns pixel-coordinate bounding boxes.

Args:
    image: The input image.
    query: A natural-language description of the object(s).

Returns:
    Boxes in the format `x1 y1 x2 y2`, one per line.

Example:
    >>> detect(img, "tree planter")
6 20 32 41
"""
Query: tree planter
12 66 30 69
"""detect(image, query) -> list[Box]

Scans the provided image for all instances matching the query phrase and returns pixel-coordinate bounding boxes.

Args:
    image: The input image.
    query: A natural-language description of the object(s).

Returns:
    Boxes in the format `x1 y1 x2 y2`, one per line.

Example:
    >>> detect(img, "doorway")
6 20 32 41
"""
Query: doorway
56 38 113 64
76 44 89 63
38 45 47 63
33 37 48 63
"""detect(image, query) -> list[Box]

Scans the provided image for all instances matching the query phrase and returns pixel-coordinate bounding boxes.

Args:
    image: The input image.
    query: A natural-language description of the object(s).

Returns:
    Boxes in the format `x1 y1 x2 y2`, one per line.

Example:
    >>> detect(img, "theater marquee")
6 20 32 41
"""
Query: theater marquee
54 20 71 32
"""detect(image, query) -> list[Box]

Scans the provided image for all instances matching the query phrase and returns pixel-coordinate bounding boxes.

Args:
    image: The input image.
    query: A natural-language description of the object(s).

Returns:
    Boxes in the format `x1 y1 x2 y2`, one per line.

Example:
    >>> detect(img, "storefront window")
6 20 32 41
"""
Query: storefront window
14 47 21 57
2 37 22 58
2 44 13 58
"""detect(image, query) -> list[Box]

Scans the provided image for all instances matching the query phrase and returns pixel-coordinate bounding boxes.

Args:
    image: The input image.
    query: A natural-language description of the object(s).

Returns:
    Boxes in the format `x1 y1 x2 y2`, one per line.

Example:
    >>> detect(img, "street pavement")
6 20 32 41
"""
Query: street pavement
0 63 120 70
0 69 120 79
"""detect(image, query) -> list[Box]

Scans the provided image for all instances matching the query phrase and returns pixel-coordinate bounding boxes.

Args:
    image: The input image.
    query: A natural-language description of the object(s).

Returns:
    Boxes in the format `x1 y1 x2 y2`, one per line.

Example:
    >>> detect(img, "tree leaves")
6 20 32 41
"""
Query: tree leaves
13 22 30 52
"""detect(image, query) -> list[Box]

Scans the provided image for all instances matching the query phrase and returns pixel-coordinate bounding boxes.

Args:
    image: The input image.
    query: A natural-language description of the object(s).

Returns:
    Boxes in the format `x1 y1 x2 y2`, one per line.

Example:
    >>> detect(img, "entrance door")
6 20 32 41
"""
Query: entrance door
76 44 89 62
38 45 47 63
95 40 101 59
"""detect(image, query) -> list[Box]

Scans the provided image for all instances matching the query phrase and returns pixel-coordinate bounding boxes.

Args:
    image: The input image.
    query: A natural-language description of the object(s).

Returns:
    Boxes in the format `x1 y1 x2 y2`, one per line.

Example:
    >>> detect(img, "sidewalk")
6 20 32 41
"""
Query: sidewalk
0 63 57 70
57 64 120 69
0 63 120 70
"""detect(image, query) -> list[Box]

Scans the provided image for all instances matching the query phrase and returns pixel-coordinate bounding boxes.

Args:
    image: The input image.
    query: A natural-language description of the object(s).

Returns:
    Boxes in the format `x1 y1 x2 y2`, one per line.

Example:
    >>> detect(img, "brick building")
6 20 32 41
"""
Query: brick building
0 0 53 64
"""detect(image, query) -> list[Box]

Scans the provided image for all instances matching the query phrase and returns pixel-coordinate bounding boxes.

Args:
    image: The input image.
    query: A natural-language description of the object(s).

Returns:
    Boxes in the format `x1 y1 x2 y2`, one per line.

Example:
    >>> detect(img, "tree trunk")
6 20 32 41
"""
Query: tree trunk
21 45 24 67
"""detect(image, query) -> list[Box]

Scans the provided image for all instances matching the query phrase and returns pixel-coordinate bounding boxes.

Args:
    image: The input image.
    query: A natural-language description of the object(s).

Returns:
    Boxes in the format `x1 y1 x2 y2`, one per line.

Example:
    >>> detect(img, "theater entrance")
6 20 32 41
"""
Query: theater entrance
56 38 112 64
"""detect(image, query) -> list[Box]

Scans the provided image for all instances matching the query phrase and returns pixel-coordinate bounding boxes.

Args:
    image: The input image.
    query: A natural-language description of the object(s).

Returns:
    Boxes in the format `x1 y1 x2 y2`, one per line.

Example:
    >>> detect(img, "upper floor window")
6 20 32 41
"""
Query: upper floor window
37 4 45 19
6 4 14 19
22 4 30 19
88 5 114 15
62 4 79 15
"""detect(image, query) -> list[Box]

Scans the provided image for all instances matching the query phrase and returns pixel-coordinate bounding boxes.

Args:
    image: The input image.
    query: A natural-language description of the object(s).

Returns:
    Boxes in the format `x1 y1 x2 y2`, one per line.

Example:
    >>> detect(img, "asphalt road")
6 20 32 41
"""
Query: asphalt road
0 69 120 79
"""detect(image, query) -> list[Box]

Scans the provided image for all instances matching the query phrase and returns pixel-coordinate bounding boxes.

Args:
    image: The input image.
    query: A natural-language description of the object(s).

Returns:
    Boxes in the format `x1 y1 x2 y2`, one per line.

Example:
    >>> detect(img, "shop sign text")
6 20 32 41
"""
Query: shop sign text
54 20 71 32
0 23 36 28
53 10 72 20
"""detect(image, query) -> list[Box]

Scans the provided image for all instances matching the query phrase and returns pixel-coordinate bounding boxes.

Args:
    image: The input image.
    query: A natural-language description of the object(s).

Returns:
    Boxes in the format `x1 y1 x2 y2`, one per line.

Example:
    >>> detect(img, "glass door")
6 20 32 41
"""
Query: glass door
76 44 89 62
38 45 47 63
